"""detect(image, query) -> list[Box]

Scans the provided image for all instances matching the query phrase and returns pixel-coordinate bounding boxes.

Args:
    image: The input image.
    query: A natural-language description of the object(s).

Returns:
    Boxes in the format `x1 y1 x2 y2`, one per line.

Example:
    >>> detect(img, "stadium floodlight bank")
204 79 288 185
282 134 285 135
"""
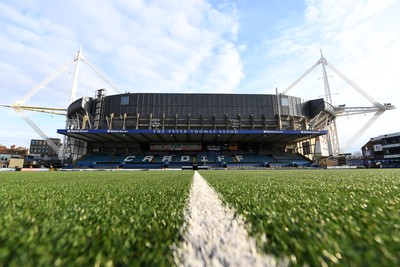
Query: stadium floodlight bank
58 89 333 169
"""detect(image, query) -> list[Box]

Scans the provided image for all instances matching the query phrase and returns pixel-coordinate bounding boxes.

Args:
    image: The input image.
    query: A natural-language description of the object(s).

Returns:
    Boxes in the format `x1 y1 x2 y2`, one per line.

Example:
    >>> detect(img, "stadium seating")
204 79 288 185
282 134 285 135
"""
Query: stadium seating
70 151 311 169
74 153 115 168
272 153 311 166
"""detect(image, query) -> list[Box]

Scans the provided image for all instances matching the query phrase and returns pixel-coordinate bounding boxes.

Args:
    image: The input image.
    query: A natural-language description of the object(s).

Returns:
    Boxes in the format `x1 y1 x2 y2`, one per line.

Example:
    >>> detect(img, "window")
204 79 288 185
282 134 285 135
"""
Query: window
302 141 310 155
121 96 129 105
280 96 289 106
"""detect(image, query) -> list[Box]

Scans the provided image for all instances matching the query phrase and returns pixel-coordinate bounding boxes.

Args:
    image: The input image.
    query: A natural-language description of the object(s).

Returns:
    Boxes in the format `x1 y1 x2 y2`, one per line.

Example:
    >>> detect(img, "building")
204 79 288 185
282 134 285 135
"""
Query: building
57 89 334 169
29 138 61 158
362 132 400 168
0 146 28 168
24 139 62 168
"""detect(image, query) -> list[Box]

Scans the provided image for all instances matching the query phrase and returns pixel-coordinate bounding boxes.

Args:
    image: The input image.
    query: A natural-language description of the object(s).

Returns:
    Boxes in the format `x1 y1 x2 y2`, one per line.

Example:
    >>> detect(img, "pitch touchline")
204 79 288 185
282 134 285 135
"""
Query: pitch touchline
173 171 282 267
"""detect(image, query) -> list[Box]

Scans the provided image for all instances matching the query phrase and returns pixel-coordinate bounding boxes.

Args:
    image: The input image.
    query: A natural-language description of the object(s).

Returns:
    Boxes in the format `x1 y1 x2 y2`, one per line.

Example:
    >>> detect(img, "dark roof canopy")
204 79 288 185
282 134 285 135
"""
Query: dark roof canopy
57 129 327 144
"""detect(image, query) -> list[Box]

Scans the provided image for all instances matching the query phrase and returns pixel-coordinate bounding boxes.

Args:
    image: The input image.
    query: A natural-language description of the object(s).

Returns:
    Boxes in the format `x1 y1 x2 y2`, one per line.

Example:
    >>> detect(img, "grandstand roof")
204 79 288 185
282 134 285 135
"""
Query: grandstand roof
57 129 327 144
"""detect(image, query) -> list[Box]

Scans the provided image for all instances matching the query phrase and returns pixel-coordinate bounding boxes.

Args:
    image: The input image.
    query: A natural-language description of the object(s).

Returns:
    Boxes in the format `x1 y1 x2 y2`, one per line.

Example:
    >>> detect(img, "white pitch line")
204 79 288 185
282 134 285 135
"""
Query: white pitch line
173 171 283 267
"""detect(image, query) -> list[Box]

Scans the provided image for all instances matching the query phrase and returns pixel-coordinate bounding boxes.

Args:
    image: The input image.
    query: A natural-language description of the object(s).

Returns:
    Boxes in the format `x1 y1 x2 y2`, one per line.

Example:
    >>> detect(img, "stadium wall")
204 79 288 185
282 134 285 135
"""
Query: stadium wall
61 90 331 165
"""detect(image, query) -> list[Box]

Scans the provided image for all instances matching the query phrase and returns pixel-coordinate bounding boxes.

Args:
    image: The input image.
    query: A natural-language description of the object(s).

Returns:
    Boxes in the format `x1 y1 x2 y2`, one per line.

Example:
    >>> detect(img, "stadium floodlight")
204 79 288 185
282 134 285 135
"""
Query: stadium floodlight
150 119 161 129
229 119 240 130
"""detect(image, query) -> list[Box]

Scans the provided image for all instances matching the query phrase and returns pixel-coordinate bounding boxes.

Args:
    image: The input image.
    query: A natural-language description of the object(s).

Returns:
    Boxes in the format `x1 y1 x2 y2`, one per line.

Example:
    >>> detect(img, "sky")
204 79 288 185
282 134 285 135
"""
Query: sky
1 0 399 154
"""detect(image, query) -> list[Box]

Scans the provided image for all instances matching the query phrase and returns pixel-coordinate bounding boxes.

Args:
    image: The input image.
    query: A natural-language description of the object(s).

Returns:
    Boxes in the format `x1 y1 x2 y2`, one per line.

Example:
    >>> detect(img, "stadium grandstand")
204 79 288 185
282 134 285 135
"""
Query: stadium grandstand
57 89 331 169
3 49 393 170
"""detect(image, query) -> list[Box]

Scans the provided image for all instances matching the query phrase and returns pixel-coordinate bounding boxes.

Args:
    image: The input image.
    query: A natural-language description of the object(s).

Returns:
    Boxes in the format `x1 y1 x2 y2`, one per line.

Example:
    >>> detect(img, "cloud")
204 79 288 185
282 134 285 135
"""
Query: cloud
100 0 242 93
187 42 244 93
249 0 400 152
0 0 243 147
0 0 243 96
2 0 398 153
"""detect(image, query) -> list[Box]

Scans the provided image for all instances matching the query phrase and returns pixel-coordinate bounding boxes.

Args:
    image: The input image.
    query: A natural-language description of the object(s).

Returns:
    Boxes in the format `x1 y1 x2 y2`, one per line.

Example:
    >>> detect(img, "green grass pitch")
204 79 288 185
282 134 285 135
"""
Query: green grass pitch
0 169 399 266
0 171 192 266
201 169 400 266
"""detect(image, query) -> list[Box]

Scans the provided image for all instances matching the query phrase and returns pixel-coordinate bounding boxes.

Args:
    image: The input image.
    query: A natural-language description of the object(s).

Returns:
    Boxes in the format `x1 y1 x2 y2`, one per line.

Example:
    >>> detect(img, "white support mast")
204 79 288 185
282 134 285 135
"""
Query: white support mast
70 45 83 104
82 58 121 94
14 108 61 155
68 45 122 103
14 60 75 106
283 51 395 155
1 46 122 160
61 48 122 161
7 58 76 156
320 52 340 156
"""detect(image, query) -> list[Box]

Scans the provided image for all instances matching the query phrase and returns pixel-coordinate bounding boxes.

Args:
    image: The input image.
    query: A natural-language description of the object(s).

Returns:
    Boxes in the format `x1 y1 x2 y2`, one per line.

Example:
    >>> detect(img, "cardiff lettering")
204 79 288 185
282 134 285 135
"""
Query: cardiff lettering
124 156 136 162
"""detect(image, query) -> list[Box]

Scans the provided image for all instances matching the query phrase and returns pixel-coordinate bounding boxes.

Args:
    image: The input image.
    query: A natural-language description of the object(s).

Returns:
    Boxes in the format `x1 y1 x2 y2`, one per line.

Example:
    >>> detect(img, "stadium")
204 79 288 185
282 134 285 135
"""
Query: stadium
3 49 394 170
51 51 395 170
58 89 331 169
1 50 399 267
